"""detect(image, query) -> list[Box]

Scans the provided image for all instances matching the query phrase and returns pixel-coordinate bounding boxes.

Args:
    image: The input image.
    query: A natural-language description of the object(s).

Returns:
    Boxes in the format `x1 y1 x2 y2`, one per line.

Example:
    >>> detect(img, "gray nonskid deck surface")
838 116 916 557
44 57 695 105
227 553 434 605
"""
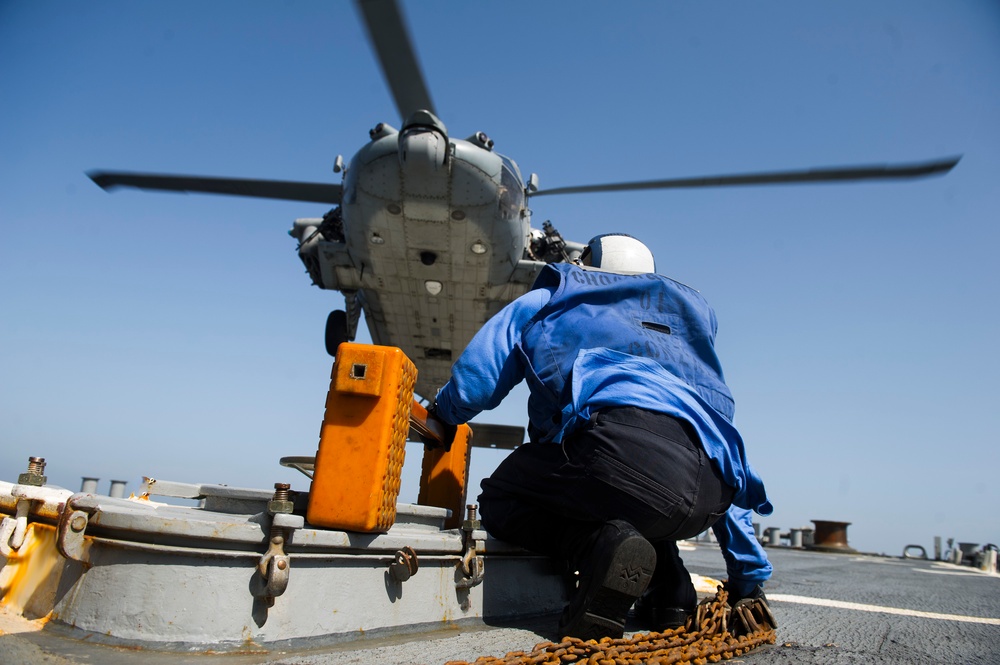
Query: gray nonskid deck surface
732 548 1000 665
2 545 998 665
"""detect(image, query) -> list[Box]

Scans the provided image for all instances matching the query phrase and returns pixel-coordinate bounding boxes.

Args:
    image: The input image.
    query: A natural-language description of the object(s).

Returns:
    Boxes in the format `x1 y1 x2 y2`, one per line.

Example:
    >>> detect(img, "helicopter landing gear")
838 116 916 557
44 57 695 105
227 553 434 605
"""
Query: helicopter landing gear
326 310 349 356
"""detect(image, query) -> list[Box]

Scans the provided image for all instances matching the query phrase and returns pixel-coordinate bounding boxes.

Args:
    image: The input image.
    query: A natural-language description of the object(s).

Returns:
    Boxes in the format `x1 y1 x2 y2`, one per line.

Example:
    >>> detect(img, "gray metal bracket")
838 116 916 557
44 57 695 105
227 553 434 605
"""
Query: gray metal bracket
257 511 304 600
456 506 485 589
1 482 74 561
57 507 92 563
389 546 419 582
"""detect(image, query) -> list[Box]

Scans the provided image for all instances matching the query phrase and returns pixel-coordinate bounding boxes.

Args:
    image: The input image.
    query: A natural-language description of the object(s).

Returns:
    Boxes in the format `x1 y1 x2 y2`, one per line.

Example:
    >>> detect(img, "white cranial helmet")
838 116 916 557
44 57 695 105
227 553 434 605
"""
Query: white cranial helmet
580 234 656 273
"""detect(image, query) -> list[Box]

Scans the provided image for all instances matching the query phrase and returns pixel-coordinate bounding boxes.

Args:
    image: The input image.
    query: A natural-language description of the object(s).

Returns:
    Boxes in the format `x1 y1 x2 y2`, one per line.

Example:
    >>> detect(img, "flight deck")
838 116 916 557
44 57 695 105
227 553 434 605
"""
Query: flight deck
2 544 998 664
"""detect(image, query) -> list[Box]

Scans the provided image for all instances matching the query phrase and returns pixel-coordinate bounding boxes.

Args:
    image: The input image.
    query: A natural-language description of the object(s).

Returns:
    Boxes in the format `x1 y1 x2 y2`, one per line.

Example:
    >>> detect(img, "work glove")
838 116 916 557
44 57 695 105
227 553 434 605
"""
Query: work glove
724 580 777 630
723 579 765 606
422 402 457 451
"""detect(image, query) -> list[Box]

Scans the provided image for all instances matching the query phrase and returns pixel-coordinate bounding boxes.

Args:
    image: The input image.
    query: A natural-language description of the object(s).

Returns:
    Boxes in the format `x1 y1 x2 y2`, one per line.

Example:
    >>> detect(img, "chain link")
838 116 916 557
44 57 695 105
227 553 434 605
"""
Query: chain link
445 587 776 665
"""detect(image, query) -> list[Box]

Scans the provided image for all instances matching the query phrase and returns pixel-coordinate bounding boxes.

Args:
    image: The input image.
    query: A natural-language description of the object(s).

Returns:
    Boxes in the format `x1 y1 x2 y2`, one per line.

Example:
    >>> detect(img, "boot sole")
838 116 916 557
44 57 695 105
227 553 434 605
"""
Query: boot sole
560 533 656 639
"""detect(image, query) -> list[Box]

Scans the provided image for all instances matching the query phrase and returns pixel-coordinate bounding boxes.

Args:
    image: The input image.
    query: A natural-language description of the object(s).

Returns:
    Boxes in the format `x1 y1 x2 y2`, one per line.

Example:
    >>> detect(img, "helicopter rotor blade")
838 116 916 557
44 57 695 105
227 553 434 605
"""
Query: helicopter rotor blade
88 171 343 204
355 0 436 121
529 156 961 198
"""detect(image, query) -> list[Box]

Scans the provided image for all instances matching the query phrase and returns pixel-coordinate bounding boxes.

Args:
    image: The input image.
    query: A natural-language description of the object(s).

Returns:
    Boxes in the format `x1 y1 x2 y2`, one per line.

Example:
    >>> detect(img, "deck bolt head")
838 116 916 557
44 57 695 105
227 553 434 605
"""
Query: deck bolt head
70 515 87 532
19 456 48 486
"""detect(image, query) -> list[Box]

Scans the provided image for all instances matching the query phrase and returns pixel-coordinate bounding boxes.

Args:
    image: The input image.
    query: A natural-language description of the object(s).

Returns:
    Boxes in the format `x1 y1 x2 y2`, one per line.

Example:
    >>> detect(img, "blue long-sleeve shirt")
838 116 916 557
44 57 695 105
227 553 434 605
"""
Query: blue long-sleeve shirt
435 266 772 586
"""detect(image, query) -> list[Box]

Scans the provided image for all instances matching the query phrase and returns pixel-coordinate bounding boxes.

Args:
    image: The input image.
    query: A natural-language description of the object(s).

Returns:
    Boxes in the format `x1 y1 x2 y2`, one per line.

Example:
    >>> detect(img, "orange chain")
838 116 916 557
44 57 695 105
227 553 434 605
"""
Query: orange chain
446 588 776 665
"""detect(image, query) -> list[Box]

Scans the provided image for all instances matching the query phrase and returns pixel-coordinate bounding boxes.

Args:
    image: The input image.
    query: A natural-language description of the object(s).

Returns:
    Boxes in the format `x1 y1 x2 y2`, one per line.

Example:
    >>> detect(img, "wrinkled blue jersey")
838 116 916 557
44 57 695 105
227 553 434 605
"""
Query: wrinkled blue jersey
435 263 772 584
520 264 735 426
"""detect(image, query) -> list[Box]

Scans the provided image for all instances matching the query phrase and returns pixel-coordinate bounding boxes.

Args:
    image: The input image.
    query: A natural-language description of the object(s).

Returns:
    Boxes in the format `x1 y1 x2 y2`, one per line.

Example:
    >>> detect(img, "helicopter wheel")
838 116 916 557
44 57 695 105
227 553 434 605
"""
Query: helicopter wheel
325 310 349 357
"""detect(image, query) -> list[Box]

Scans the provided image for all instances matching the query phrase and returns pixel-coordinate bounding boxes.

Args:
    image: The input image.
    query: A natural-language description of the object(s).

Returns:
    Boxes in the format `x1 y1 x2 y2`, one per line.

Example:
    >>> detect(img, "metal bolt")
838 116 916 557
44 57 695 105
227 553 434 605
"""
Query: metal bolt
27 457 46 475
70 514 87 532
462 504 481 534
268 484 294 516
19 456 48 486
276 559 287 571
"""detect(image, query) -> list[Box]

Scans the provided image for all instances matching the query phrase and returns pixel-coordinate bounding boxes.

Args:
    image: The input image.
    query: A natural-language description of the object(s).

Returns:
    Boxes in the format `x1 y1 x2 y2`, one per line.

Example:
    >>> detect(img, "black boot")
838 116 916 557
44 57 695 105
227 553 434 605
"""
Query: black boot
631 541 697 630
632 597 693 630
558 520 656 640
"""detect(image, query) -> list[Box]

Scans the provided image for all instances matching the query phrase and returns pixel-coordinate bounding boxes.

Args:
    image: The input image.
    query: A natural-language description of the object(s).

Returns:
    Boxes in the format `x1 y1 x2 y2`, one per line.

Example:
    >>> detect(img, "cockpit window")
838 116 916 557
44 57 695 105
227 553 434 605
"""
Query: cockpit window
500 155 523 181
498 155 524 220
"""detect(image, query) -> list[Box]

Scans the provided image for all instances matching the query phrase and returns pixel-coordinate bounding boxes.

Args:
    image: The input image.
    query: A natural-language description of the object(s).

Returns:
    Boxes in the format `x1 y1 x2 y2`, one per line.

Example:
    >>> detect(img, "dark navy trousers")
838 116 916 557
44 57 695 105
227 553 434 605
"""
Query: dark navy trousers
478 406 734 608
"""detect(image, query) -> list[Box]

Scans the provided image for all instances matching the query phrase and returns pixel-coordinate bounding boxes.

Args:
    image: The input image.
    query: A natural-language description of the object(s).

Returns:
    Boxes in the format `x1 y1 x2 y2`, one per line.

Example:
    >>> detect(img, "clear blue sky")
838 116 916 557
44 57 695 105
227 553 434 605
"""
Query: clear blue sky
2 1 997 557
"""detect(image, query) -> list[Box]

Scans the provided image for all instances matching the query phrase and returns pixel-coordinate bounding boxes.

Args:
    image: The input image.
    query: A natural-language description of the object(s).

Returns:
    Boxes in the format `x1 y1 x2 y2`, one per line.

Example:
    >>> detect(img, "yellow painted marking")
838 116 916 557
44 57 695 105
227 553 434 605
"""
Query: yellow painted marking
769 593 1000 626
691 573 723 594
0 523 62 615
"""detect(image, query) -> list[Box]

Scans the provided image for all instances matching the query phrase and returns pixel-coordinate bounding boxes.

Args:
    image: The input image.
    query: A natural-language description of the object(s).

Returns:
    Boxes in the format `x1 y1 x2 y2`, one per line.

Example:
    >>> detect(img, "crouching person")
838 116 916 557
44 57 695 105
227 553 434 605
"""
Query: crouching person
427 234 773 639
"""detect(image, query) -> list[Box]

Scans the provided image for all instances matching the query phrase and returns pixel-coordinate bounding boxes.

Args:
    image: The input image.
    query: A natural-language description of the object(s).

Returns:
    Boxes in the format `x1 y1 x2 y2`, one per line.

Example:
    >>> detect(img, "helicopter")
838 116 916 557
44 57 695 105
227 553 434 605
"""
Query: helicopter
87 0 959 402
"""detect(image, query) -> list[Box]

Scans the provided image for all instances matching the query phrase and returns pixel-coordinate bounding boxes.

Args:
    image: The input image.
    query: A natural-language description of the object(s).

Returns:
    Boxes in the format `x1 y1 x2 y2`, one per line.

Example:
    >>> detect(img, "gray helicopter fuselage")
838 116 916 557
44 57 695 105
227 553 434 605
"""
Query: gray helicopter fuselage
293 120 547 398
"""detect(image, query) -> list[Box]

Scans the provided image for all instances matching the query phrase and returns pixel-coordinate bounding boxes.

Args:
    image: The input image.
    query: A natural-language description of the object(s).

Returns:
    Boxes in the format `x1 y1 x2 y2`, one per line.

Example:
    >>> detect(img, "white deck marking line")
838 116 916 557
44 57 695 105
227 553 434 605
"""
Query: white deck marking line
849 557 909 566
917 568 997 577
768 594 1000 626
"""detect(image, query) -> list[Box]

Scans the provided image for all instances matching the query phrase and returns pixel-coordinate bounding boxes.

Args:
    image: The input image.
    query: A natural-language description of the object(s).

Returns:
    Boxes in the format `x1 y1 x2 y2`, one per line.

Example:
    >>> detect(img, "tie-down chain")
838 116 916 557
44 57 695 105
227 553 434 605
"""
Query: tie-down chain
444 586 776 665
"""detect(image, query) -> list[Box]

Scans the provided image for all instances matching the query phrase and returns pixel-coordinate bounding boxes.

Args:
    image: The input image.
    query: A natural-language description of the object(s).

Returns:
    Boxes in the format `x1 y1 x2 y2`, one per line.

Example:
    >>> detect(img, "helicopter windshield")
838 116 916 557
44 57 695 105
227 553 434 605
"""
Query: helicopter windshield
499 155 524 220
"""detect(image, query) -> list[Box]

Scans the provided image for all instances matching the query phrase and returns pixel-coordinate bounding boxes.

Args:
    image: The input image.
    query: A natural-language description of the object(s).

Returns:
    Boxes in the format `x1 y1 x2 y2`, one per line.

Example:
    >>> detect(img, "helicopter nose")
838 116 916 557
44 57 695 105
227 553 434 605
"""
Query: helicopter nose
399 126 448 172
398 112 449 196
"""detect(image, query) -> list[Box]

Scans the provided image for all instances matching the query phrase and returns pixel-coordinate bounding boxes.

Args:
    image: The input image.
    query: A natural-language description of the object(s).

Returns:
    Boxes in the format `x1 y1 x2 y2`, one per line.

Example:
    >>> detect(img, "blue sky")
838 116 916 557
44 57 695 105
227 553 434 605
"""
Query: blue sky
2 1 998 557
